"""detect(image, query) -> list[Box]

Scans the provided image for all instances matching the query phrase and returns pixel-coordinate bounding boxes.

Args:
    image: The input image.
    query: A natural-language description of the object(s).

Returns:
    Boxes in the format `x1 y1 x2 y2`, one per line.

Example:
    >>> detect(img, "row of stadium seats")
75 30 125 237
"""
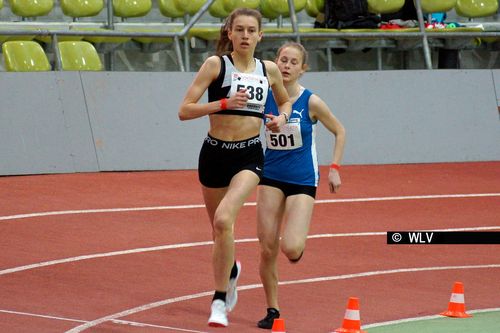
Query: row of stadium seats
2 40 102 71
0 1 499 72
420 0 498 19
1 0 315 21
0 0 498 22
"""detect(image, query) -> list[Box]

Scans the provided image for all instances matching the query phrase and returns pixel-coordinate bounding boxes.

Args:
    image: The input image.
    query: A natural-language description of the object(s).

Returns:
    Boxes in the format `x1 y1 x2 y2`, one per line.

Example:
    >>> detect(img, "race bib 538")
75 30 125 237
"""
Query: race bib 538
229 73 268 113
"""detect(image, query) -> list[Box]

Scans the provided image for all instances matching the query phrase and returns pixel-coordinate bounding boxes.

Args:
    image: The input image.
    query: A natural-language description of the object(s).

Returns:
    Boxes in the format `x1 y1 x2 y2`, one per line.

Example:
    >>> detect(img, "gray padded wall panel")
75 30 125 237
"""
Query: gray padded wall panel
55 72 99 172
302 70 500 165
81 72 207 171
490 70 500 109
1 70 499 176
0 73 97 175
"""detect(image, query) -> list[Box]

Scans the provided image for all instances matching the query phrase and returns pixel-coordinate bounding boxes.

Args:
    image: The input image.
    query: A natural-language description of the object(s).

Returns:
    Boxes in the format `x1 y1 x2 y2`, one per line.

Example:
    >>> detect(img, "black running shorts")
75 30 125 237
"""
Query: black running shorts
259 177 317 199
198 134 264 188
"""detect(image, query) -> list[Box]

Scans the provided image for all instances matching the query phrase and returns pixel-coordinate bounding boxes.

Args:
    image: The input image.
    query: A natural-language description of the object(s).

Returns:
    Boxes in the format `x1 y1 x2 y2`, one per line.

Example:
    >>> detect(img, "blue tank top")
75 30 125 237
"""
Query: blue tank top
263 88 319 187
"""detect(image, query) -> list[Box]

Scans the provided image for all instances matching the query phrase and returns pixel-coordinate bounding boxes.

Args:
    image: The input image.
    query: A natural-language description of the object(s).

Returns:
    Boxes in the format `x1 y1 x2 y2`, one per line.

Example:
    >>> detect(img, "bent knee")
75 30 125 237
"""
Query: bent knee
212 214 233 237
281 242 305 261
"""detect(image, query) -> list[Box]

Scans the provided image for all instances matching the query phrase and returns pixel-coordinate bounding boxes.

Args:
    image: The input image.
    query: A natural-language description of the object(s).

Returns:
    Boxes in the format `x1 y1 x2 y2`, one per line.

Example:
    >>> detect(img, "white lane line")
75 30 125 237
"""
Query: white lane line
307 226 500 239
112 319 209 332
0 309 87 323
2 227 499 276
64 264 500 333
1 193 499 221
3 305 498 333
2 226 499 277
362 307 500 328
0 241 212 276
0 309 209 333
0 204 206 221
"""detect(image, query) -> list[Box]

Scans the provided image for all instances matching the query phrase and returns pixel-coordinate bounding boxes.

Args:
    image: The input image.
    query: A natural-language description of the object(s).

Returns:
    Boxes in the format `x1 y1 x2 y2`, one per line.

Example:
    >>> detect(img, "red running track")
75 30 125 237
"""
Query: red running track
0 162 499 332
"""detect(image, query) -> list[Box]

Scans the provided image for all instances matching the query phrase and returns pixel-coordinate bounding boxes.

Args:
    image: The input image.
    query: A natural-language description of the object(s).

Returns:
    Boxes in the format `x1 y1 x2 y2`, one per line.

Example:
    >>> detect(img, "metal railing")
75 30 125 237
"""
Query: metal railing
0 0 499 71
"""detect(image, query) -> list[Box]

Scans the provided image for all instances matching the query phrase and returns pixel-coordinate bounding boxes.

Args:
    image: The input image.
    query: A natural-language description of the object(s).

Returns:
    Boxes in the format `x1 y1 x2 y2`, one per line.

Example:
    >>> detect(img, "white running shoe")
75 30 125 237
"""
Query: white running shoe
208 299 228 327
225 260 241 312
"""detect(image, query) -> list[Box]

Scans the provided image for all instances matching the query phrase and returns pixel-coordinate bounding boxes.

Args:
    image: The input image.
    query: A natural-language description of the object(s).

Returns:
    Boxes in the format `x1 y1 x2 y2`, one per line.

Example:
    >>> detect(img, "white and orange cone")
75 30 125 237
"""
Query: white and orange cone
440 281 472 318
332 297 367 333
272 318 286 333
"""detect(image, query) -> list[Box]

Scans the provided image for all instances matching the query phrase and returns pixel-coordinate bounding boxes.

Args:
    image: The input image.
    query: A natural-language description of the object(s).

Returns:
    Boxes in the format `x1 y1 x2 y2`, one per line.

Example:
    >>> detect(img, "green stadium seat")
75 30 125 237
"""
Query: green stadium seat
2 41 51 71
293 0 308 12
58 41 103 71
49 0 105 43
368 0 405 14
113 0 152 19
261 0 281 19
172 0 206 16
420 0 457 13
260 0 306 21
112 0 185 49
9 0 54 18
305 0 323 18
61 0 104 20
158 0 185 19
206 0 265 19
0 31 36 44
266 0 305 15
233 0 261 10
208 0 231 19
455 0 499 18
63 0 129 45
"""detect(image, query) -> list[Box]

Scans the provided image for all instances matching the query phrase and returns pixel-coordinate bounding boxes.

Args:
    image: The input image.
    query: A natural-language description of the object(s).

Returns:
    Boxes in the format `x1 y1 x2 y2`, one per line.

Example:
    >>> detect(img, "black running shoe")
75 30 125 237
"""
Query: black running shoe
257 308 280 329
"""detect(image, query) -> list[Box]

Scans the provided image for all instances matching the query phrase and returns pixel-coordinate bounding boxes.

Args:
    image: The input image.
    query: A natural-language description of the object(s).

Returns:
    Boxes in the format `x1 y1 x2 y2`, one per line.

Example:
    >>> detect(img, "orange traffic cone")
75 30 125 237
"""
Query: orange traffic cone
332 297 367 333
440 281 472 318
272 318 286 333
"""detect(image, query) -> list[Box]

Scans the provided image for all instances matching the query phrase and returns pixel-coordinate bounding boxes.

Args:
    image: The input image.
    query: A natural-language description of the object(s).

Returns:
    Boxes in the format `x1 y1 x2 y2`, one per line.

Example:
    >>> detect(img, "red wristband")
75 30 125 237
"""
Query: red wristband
220 98 227 110
330 163 340 170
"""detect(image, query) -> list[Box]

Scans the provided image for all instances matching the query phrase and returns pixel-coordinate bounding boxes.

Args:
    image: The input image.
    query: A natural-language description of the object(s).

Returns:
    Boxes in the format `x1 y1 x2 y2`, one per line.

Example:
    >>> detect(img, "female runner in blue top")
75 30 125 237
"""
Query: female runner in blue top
178 8 291 328
256 42 346 329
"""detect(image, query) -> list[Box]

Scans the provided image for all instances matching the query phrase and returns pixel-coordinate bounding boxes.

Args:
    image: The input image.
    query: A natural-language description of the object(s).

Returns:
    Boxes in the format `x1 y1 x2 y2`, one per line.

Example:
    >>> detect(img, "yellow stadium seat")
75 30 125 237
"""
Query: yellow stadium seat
60 0 104 19
455 0 499 18
233 0 261 10
367 0 404 14
113 0 152 18
260 0 306 20
267 0 305 15
158 0 185 19
261 0 281 19
420 0 457 13
208 0 230 19
293 0 308 12
9 0 54 18
207 0 266 17
0 30 36 44
305 0 323 18
58 41 103 71
2 41 51 71
173 0 206 16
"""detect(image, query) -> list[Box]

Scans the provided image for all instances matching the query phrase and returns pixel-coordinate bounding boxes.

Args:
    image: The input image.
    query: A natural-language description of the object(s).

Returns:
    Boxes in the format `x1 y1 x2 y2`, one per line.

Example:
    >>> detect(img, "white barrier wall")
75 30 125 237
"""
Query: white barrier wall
1 70 499 175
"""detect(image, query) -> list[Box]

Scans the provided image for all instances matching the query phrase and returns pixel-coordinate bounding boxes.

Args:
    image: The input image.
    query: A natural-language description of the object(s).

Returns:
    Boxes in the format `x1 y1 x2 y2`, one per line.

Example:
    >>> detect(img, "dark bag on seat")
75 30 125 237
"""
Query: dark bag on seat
322 0 381 29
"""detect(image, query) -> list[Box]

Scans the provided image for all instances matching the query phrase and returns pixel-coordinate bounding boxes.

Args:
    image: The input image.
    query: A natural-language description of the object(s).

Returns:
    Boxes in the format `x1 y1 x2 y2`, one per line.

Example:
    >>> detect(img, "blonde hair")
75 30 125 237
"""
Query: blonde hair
276 42 309 66
216 8 263 56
